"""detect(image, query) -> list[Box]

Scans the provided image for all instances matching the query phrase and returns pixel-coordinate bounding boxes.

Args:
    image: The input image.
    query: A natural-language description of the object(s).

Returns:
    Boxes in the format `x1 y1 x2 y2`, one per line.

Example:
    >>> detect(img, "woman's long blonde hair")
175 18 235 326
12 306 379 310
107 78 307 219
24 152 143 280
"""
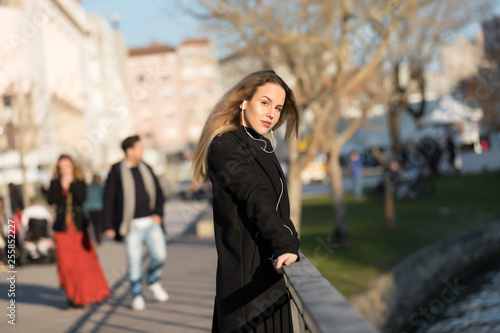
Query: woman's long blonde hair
192 70 299 183
53 154 85 181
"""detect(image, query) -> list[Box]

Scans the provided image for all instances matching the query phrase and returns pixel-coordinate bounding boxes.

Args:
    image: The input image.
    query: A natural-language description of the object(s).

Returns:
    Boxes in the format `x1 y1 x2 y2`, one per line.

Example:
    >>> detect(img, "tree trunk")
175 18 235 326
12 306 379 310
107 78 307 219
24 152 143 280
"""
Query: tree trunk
288 136 303 237
384 174 396 228
386 95 406 228
327 143 349 246
385 109 401 227
389 108 402 159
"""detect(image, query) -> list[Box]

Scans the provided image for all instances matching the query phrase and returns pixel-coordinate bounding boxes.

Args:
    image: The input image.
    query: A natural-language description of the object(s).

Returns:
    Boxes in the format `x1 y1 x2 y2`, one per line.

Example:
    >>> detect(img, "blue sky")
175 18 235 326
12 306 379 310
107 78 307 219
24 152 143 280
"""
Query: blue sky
81 0 204 48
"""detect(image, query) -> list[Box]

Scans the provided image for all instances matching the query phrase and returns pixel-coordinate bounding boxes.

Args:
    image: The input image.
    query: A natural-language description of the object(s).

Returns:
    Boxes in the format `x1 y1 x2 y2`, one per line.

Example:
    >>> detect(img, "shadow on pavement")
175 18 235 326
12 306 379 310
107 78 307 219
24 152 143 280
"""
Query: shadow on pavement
0 282 67 309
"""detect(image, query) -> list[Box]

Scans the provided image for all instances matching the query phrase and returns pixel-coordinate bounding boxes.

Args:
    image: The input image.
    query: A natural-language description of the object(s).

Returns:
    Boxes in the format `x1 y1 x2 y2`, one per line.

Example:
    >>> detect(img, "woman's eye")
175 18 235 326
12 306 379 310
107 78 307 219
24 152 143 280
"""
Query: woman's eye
262 101 268 106
276 108 282 112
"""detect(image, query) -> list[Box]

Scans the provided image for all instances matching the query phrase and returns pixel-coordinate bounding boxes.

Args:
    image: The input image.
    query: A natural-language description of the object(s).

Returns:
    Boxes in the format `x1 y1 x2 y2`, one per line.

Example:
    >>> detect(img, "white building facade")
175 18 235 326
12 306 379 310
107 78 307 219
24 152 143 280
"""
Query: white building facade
0 0 130 208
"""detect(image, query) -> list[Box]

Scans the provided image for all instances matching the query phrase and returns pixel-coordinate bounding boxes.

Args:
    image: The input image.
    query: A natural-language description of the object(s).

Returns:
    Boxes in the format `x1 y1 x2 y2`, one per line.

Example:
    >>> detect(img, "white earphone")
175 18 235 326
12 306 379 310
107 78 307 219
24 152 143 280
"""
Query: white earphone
241 100 277 153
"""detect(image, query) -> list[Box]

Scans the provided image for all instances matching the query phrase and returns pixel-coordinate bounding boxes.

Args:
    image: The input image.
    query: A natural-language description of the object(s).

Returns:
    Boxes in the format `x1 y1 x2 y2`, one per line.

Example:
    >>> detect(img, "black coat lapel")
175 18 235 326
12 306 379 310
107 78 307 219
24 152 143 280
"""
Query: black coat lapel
231 127 283 201
254 139 291 220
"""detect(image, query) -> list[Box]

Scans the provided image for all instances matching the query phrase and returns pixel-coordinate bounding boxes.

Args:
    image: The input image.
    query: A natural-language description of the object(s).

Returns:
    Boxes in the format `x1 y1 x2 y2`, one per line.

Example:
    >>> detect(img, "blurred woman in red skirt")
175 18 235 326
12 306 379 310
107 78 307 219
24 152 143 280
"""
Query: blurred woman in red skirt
48 155 110 308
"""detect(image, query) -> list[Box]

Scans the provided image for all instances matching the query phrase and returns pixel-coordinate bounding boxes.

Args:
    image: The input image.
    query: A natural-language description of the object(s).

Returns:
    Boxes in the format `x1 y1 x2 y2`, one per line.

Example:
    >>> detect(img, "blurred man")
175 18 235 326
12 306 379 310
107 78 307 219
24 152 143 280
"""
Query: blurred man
102 135 168 311
347 151 364 200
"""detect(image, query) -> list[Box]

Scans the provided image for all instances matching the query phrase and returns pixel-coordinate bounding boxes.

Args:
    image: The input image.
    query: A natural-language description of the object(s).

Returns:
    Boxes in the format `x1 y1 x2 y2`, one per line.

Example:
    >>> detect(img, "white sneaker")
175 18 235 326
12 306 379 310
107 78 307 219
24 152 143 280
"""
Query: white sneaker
131 295 145 311
148 282 169 302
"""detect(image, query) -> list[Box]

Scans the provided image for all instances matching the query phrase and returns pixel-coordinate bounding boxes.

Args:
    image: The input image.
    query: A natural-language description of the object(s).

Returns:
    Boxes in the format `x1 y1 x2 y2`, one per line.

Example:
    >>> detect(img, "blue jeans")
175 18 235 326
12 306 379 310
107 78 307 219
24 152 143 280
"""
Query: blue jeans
125 221 167 297
353 176 363 200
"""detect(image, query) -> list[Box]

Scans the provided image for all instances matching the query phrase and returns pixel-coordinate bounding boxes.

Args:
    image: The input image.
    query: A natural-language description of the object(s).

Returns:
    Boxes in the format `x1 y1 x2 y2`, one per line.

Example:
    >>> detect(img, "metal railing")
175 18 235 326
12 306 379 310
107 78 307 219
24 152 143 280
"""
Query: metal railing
283 251 376 333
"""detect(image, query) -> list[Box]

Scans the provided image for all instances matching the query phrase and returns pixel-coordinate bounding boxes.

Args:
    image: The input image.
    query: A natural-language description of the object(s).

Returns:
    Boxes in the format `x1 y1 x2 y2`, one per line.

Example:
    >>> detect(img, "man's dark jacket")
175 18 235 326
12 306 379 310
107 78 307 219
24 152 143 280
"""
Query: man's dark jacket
102 161 165 240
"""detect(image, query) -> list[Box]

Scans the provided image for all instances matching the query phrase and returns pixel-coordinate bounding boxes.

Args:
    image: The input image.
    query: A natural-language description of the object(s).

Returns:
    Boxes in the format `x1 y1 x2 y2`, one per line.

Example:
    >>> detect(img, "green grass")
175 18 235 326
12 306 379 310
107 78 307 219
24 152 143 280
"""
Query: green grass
300 171 500 299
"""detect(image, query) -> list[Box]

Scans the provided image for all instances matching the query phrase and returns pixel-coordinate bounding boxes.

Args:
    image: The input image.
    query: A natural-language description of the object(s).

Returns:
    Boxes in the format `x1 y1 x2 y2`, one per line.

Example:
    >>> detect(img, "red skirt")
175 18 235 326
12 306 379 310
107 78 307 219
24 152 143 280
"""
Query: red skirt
54 216 110 306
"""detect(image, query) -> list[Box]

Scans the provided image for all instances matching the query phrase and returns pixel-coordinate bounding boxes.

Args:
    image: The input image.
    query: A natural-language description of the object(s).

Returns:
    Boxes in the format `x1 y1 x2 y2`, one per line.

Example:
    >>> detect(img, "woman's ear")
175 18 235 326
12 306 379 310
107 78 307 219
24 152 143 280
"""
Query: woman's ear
240 100 247 111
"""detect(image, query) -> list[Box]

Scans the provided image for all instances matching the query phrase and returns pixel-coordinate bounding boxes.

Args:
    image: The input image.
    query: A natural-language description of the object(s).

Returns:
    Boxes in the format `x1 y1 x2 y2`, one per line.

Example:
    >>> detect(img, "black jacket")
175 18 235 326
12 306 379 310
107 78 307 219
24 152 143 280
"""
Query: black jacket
209 126 300 333
47 179 87 232
102 161 165 239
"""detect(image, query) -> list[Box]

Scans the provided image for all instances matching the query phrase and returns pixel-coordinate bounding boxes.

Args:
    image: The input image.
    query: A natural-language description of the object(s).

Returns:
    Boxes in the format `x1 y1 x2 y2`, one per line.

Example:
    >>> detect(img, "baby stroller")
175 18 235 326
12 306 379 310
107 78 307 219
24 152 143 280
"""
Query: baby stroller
23 217 55 264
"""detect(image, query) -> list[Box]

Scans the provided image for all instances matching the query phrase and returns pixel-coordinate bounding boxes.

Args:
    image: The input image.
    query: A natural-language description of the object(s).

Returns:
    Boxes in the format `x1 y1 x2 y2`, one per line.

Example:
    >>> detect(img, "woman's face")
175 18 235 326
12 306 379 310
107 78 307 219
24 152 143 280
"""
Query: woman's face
241 83 285 136
58 158 74 176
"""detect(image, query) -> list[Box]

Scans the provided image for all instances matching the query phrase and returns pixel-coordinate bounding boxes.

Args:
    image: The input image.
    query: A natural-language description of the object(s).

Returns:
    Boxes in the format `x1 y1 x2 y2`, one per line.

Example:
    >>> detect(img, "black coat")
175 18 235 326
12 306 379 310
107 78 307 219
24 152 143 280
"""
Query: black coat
101 161 165 239
47 179 87 232
208 126 300 333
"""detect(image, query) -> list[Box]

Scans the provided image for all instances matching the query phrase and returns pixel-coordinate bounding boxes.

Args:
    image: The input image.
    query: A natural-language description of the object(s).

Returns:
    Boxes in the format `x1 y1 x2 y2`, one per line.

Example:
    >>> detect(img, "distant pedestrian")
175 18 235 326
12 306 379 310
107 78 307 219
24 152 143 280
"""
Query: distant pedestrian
347 151 364 200
384 159 407 198
83 175 105 245
192 70 300 332
48 155 110 308
417 137 442 177
102 135 168 311
481 138 489 152
8 183 24 213
446 135 456 171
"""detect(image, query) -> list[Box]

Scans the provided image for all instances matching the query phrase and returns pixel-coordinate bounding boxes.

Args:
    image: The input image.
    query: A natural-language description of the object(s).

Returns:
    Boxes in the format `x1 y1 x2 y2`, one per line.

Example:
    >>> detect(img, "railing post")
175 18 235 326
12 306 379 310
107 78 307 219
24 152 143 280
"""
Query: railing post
285 275 306 333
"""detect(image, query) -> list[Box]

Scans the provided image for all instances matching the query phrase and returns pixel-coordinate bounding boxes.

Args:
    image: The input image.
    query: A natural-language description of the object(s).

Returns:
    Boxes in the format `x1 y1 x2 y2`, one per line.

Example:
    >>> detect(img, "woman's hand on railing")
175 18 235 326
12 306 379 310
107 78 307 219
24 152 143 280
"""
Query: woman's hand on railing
274 253 298 274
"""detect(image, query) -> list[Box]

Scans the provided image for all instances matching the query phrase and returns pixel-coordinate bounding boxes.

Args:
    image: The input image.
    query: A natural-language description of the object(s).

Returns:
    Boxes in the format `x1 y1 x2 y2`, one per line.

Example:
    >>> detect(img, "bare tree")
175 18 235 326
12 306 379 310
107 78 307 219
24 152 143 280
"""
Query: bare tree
378 0 495 227
385 0 494 158
188 0 449 243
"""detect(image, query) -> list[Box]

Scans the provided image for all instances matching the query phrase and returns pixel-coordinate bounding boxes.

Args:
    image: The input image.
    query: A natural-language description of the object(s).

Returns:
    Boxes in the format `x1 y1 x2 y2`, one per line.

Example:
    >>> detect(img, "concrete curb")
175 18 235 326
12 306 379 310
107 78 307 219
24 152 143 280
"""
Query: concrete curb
350 220 500 333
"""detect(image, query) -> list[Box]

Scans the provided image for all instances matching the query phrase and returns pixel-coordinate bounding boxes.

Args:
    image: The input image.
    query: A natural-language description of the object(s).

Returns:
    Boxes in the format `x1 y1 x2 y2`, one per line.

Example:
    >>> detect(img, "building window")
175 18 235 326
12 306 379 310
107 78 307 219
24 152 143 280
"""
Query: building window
1 96 16 150
181 67 196 81
159 70 170 80
184 88 197 99
188 125 203 140
131 87 148 102
2 95 15 122
139 108 152 120
189 108 197 119
3 95 12 107
201 65 214 78
164 128 180 140
189 107 207 120
161 87 173 99
164 106 176 118
182 50 194 60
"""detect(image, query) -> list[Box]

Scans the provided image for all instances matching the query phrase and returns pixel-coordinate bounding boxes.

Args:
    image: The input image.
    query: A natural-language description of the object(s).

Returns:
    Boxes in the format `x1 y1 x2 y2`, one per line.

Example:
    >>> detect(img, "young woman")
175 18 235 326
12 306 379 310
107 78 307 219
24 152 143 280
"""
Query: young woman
48 155 110 308
193 70 300 332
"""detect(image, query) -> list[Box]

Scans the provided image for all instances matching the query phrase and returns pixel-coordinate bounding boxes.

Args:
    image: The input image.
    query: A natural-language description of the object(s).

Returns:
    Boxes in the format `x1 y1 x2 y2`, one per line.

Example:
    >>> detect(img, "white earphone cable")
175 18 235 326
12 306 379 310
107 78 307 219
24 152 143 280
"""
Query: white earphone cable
243 124 277 154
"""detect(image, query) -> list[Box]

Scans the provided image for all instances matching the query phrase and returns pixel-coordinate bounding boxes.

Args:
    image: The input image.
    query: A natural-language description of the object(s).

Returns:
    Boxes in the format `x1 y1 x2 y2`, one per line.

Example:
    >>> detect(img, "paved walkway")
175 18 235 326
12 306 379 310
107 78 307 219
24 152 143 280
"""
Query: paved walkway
0 200 216 333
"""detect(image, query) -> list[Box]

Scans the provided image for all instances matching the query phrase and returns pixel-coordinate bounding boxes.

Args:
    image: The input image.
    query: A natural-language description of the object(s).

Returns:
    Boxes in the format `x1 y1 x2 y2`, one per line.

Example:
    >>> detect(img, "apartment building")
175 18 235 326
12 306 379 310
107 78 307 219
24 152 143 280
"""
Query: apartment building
126 39 221 168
